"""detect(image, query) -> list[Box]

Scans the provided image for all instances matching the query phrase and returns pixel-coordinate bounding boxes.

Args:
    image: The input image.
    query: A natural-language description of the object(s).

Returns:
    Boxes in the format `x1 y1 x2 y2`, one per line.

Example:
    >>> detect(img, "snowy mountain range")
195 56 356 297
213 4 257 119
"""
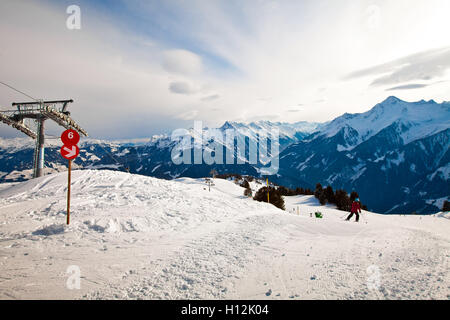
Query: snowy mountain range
0 120 319 181
275 97 449 214
0 96 448 214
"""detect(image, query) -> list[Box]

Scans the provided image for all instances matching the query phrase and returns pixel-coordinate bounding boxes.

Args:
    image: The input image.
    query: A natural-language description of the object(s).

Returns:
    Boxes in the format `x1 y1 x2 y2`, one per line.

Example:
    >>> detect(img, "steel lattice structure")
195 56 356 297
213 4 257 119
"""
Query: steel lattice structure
0 99 88 178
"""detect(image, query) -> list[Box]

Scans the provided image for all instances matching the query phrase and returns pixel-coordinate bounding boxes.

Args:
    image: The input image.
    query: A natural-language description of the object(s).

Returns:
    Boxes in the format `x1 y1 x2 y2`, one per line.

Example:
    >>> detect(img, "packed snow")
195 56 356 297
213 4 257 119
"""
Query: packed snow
0 170 448 300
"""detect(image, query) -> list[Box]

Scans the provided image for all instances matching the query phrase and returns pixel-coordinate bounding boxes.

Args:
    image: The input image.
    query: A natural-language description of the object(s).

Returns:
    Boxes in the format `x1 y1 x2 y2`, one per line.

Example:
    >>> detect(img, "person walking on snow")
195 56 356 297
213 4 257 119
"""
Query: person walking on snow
346 198 362 222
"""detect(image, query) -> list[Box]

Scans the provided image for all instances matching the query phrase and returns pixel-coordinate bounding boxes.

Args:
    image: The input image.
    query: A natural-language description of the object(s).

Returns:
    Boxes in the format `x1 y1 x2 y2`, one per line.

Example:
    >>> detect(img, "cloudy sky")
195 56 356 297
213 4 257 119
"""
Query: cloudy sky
0 0 449 139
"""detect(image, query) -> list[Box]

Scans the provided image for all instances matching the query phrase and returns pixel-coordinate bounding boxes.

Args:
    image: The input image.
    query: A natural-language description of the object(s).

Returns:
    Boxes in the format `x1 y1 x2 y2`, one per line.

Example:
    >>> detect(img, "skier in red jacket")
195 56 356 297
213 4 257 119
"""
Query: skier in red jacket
346 198 362 222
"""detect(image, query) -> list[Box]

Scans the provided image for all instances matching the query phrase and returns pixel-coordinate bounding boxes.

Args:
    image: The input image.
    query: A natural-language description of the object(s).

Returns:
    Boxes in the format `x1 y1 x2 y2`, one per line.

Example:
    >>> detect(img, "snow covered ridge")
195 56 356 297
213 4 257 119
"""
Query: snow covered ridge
0 121 318 150
0 136 152 150
0 170 449 300
0 119 320 184
0 96 447 152
220 120 322 140
319 96 450 149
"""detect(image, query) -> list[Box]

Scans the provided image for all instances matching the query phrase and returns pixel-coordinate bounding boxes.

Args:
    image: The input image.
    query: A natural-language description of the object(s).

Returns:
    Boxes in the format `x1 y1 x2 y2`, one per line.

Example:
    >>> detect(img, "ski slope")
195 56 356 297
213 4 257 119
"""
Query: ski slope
0 170 448 300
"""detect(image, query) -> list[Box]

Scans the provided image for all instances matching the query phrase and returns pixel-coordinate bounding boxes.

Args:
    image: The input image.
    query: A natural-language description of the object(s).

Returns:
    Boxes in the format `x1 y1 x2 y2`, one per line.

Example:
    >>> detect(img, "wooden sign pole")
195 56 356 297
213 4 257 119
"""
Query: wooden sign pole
61 129 80 225
67 159 72 225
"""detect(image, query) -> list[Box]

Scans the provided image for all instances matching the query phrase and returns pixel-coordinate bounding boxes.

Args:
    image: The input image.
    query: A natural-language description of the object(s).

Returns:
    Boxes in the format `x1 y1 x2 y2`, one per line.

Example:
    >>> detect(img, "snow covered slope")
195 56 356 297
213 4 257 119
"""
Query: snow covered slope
0 170 448 300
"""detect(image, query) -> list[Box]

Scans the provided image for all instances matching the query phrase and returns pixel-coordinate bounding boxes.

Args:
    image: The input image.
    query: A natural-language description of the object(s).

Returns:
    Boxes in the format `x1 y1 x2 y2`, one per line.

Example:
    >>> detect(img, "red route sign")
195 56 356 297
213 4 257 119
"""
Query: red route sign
61 129 80 146
60 129 81 225
60 144 80 160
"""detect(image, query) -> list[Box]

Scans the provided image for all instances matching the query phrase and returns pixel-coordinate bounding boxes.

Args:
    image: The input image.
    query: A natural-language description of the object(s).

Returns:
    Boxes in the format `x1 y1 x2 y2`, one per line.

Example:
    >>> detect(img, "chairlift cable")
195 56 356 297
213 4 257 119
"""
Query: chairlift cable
0 80 38 101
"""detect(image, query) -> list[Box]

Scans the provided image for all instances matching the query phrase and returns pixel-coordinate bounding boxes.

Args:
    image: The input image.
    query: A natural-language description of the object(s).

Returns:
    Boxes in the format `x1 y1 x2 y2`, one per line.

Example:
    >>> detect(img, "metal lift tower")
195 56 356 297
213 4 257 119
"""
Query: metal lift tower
0 100 88 178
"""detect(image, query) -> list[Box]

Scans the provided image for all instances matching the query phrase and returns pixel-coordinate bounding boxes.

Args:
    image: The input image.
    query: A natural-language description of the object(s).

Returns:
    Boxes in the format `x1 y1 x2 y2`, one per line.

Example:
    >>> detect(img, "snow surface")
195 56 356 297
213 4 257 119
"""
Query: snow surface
0 170 448 300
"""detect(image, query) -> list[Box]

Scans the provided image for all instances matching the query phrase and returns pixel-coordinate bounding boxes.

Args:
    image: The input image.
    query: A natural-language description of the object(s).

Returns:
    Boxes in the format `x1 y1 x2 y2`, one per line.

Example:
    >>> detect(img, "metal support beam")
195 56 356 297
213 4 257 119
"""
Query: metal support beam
33 117 45 178
12 99 73 106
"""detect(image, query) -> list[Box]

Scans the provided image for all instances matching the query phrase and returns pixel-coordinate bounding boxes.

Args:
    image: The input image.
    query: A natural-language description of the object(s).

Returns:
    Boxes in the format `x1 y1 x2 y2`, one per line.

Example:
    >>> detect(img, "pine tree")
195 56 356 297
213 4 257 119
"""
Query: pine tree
443 200 450 212
244 187 252 197
278 186 288 195
314 183 323 199
240 179 250 189
335 189 351 211
318 191 327 205
254 187 285 210
324 186 335 204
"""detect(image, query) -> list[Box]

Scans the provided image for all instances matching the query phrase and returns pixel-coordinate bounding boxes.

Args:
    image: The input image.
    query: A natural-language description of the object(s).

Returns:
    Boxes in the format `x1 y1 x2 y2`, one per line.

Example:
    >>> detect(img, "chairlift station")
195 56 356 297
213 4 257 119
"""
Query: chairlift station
0 99 88 178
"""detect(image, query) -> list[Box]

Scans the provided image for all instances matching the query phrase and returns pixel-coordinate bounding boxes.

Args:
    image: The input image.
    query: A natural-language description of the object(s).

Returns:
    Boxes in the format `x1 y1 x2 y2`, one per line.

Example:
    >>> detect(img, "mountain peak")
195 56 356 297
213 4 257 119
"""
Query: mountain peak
220 121 236 130
417 99 437 105
382 96 403 104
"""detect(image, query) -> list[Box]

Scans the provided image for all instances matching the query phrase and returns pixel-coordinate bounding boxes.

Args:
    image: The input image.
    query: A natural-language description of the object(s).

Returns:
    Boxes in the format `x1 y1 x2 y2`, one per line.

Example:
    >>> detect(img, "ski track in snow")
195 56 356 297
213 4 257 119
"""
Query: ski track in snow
0 170 448 300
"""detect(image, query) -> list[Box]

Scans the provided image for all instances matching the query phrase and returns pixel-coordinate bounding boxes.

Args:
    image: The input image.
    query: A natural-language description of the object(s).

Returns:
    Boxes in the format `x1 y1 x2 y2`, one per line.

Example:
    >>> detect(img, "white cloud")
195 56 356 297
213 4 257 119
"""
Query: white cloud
163 49 203 75
345 47 450 86
201 94 220 102
169 81 199 95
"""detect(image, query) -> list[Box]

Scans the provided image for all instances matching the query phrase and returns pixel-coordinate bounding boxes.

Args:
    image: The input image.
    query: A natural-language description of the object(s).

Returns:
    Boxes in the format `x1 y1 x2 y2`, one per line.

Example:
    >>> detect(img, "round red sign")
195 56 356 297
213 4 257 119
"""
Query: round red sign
61 129 80 146
60 144 80 160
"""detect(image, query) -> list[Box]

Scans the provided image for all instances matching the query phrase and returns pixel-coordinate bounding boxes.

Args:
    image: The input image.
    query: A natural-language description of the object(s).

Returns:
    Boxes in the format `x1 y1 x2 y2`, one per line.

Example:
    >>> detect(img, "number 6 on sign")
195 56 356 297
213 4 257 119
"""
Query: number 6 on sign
61 129 80 146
